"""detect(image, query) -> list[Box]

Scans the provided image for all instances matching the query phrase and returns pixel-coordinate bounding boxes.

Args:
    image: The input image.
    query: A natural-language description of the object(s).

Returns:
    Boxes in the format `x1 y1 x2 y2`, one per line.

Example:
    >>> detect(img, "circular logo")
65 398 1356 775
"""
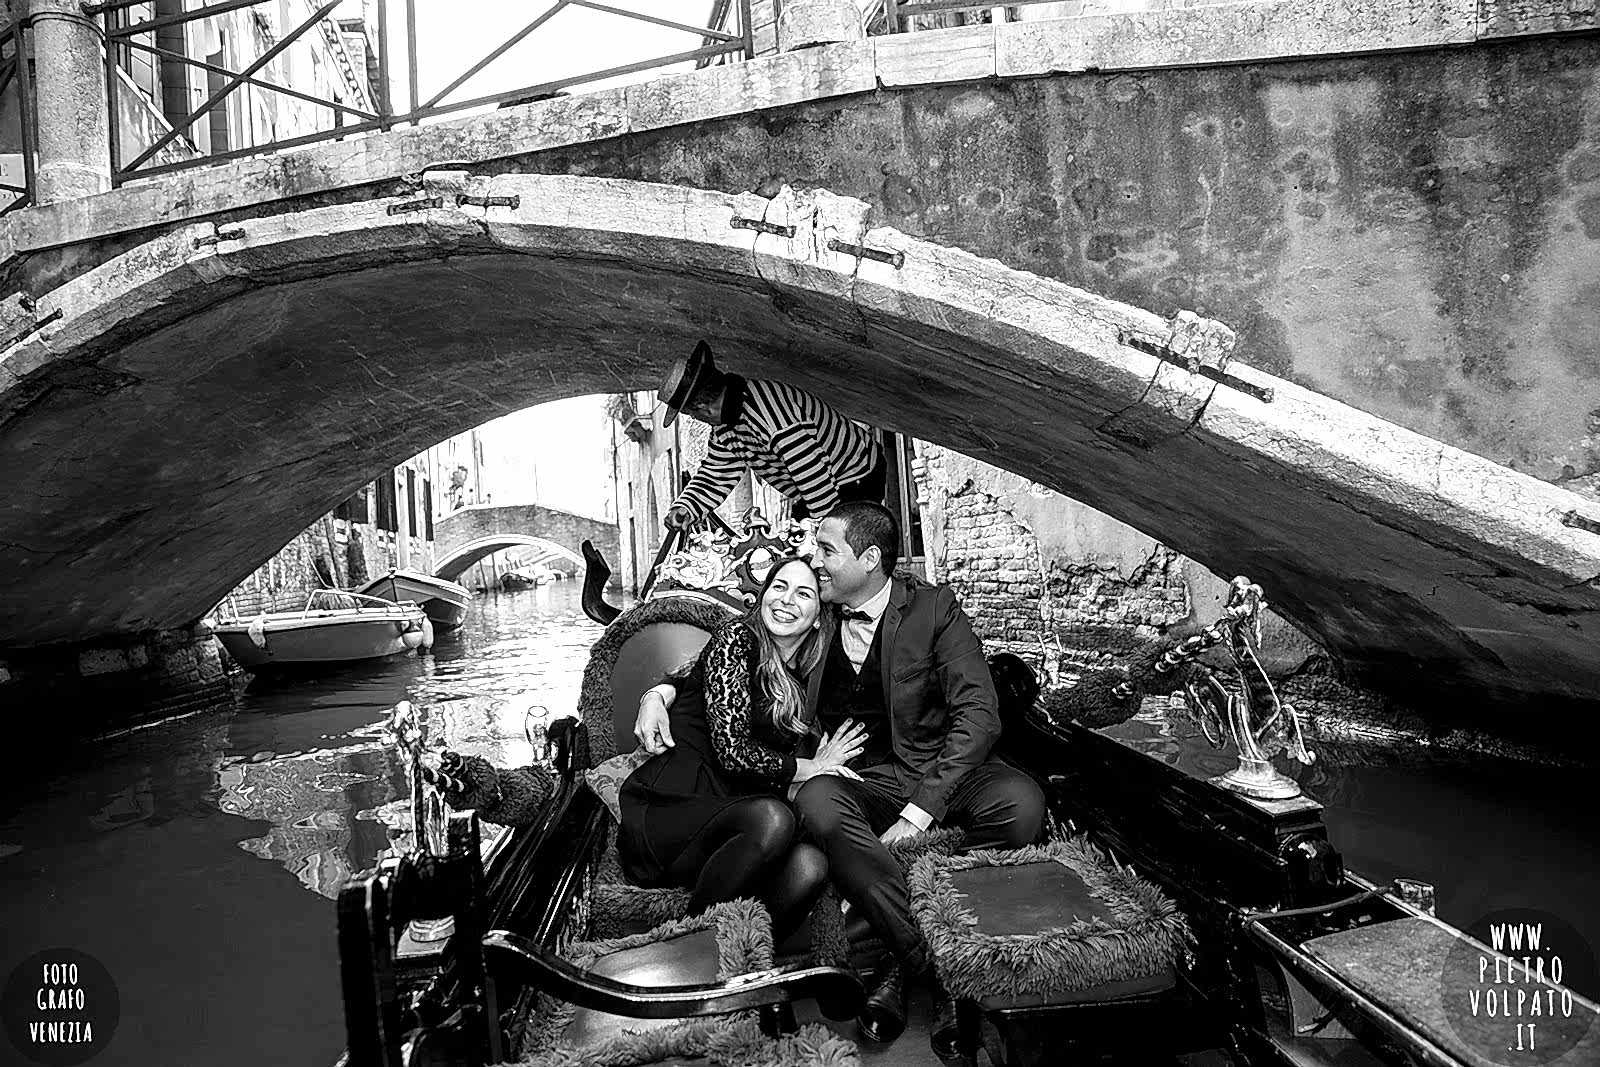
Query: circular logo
1441 908 1599 1065
1 950 120 1066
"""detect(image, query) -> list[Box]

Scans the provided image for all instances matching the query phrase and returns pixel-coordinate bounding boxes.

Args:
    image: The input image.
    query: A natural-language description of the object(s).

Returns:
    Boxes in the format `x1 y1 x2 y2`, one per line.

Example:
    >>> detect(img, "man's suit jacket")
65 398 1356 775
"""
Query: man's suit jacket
803 575 1001 822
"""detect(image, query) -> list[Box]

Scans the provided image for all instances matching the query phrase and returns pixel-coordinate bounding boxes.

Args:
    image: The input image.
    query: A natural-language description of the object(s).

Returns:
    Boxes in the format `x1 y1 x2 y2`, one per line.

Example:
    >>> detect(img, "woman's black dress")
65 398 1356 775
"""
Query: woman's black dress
617 620 803 887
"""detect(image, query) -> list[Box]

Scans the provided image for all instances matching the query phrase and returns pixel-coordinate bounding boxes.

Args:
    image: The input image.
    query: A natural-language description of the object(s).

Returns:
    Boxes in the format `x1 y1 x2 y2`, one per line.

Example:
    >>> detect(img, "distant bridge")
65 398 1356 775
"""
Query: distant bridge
432 505 618 584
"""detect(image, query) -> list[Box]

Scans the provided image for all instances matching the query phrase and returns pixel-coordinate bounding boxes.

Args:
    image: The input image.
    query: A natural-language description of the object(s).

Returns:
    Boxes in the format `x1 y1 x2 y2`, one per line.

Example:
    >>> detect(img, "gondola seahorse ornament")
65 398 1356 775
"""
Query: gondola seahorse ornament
1166 577 1317 800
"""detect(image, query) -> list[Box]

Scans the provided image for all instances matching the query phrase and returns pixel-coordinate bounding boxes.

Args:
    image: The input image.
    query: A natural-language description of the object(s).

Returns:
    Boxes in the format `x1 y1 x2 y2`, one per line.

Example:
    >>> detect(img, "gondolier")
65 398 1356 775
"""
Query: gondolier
659 341 887 530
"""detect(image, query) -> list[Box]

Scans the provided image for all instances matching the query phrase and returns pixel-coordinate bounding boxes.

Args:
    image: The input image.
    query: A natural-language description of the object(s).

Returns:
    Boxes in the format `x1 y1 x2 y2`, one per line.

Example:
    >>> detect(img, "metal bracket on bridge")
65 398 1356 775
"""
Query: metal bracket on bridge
731 215 797 238
0 307 62 350
826 237 905 269
1120 311 1273 403
456 194 521 210
1561 510 1600 537
192 226 245 250
387 196 445 216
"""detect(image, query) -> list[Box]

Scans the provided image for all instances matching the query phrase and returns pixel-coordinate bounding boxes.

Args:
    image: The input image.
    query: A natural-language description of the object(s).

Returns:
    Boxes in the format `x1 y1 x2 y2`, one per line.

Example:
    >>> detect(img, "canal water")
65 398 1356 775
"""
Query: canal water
2 582 1597 1066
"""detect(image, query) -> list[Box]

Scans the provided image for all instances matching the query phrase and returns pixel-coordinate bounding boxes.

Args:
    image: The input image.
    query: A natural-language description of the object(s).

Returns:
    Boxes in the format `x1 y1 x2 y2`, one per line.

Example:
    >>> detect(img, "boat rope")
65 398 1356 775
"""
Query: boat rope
1238 885 1387 923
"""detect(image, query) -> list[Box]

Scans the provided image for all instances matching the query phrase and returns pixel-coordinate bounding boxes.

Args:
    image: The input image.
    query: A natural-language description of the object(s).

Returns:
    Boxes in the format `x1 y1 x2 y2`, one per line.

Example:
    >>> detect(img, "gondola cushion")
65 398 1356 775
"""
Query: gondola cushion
909 839 1192 1009
515 897 858 1066
585 748 654 823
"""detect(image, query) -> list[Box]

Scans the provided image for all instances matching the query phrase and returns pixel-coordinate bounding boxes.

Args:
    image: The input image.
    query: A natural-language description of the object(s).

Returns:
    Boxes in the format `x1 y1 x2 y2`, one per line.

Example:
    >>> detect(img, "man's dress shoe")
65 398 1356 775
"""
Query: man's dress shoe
856 960 910 1043
930 979 962 1061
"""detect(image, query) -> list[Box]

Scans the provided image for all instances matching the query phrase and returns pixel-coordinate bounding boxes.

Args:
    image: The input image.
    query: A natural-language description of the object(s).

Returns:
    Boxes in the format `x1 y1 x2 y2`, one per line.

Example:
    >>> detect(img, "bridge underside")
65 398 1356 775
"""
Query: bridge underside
4 174 1600 733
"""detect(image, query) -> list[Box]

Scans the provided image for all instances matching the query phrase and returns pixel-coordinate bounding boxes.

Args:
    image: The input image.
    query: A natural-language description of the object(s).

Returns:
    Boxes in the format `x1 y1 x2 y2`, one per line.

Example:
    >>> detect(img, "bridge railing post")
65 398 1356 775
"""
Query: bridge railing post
376 0 393 128
27 0 113 203
739 0 755 58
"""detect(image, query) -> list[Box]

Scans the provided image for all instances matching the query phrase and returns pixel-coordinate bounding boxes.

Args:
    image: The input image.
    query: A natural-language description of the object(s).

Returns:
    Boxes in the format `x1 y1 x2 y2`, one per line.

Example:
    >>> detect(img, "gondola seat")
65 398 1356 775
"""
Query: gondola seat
909 839 1193 1066
510 896 860 1067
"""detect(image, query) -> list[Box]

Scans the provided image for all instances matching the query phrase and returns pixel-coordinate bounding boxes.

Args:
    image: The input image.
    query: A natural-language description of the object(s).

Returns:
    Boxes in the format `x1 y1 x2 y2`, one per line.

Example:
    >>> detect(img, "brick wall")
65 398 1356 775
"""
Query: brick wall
933 485 1048 653
914 443 1315 674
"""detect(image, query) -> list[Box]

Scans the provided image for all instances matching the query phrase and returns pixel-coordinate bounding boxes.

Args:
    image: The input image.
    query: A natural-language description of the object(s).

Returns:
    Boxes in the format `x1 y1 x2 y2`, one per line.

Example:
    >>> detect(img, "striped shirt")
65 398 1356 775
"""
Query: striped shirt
672 376 883 521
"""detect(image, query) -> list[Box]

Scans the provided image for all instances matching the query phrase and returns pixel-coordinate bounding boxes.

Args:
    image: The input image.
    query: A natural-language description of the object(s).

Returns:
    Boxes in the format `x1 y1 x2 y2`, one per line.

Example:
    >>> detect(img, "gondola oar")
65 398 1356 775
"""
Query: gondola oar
638 526 684 601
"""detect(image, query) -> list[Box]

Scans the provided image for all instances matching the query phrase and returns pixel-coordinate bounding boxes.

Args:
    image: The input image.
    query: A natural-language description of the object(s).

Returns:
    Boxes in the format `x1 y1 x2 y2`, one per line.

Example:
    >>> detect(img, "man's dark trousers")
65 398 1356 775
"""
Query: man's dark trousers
794 760 1044 961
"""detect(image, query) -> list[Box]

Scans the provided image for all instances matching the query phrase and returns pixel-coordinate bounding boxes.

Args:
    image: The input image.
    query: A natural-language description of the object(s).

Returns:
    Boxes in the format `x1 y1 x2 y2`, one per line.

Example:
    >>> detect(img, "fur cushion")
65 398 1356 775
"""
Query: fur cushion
909 838 1193 1003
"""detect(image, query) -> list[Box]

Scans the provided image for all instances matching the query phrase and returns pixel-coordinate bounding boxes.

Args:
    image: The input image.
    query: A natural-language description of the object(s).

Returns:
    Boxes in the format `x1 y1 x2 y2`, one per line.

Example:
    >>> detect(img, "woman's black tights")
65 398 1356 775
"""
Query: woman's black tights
663 797 828 941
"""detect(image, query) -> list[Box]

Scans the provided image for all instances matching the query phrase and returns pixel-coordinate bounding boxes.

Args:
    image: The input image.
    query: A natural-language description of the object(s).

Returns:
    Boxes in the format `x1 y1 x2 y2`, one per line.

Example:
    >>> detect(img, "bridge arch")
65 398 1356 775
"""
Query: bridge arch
5 174 1600 717
434 536 586 583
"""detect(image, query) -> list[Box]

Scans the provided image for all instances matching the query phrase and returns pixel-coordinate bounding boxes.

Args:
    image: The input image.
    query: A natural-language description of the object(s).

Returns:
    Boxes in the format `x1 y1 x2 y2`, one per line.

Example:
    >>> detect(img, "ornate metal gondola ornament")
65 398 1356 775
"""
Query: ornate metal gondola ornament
1181 577 1316 800
389 700 450 857
650 509 818 613
387 699 458 942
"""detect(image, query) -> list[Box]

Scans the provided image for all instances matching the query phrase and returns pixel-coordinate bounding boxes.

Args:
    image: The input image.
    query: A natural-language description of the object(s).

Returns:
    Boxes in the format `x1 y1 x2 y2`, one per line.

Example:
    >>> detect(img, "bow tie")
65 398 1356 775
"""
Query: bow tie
840 607 874 622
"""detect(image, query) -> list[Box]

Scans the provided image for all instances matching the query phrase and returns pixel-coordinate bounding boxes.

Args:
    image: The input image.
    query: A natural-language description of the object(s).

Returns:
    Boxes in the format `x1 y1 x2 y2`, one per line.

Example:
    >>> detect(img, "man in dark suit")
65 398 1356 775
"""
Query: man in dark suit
633 500 1046 1051
796 501 1046 1049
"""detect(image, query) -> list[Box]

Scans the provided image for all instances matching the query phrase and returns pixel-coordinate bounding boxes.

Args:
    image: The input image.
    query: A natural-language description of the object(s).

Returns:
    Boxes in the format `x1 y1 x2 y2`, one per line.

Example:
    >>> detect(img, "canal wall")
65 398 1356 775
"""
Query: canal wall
0 623 235 741
914 442 1324 675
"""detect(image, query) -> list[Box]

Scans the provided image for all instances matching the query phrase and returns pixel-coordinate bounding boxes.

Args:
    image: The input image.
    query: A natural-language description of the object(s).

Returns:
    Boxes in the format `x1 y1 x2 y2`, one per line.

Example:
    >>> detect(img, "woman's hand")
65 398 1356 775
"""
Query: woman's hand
634 684 677 754
792 719 867 785
815 719 867 769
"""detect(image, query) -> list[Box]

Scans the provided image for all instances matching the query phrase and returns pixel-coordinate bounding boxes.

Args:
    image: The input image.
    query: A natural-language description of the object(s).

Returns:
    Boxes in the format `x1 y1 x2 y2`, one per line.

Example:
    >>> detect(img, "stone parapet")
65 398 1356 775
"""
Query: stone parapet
6 0 1593 260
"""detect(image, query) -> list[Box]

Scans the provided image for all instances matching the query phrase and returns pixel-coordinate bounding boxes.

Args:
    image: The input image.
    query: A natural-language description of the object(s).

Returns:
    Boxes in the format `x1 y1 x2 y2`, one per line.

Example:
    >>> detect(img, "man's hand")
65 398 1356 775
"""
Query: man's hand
634 686 676 754
879 817 921 846
663 505 693 532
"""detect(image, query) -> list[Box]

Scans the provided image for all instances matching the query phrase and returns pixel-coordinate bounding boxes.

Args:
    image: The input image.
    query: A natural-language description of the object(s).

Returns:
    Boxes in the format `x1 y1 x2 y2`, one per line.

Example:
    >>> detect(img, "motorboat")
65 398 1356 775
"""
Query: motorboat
333 513 1600 1067
212 589 434 672
358 568 472 632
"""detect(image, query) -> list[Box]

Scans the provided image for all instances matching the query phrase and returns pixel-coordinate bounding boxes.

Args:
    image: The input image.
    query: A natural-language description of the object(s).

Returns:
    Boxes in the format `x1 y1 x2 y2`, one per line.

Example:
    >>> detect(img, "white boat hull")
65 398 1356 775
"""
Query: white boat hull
213 604 430 671
359 569 472 631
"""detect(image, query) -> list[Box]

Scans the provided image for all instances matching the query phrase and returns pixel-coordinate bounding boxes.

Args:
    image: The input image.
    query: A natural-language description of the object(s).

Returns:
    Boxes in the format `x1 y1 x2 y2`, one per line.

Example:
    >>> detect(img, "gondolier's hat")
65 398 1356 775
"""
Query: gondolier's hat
658 340 726 427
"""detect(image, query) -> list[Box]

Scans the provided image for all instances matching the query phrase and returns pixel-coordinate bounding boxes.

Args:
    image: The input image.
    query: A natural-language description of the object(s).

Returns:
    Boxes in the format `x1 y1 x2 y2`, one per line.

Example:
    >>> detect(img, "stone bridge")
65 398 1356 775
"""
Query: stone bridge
432 504 619 582
4 0 1600 734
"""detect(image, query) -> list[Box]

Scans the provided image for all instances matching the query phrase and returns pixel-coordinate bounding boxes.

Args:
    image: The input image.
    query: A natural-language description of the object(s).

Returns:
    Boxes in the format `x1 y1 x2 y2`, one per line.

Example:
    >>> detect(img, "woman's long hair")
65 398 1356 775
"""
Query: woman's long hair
743 557 834 736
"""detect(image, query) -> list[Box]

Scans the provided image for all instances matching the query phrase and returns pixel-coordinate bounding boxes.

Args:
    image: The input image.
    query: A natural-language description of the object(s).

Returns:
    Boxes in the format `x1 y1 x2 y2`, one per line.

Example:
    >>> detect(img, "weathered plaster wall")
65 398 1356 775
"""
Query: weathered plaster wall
514 33 1600 495
916 443 1322 673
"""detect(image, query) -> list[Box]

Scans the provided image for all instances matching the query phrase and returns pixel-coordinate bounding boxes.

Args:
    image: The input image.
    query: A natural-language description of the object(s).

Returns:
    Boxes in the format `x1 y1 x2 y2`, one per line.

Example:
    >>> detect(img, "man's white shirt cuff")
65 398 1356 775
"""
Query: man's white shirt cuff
899 804 934 832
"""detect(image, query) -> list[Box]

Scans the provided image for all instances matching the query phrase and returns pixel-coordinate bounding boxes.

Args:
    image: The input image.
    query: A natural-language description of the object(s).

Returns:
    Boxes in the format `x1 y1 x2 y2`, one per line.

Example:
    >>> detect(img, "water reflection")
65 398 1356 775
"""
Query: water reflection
0 582 603 1067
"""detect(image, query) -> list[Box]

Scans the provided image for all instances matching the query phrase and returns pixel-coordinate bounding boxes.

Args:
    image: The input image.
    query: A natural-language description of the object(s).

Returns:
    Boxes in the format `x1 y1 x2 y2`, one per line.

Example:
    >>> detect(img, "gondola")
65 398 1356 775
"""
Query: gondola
334 511 1600 1067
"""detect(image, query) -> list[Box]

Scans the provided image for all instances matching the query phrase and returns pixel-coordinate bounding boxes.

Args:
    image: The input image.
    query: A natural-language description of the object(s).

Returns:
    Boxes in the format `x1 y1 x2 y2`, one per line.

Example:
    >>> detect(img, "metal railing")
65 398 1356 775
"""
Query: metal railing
5 0 756 196
2 0 1070 207
1 21 35 215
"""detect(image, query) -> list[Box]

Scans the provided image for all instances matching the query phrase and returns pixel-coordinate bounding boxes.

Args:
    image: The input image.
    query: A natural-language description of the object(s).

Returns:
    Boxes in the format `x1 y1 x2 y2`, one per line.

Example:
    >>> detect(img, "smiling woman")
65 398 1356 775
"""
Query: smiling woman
610 557 844 942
